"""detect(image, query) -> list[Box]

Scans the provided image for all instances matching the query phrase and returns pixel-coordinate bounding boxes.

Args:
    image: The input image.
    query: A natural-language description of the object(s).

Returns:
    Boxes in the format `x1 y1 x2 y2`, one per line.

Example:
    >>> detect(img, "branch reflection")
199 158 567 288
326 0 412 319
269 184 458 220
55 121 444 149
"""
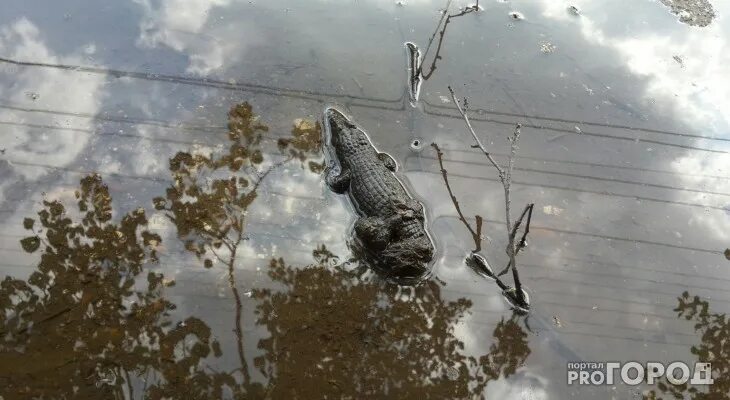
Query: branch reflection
152 102 321 389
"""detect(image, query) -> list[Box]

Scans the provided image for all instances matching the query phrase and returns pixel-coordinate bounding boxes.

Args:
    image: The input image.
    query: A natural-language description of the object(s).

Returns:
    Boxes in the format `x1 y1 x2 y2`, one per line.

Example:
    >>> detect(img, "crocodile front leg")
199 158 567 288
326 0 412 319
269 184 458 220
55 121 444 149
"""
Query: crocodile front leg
393 198 425 220
378 152 397 171
354 216 393 251
326 168 351 194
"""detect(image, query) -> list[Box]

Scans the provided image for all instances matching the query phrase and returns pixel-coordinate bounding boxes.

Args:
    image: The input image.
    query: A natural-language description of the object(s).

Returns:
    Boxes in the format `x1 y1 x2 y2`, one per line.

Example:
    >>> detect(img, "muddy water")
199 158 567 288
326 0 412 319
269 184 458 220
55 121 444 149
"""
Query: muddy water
0 0 729 398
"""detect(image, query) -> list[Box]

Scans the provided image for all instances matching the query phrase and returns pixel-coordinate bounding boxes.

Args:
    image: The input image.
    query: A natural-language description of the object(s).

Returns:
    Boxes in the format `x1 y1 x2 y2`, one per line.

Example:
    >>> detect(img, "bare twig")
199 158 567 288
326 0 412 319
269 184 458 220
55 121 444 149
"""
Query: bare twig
420 0 453 67
498 124 523 277
432 142 483 252
466 252 508 289
497 203 534 277
515 203 533 253
420 3 480 80
448 86 505 177
407 1 478 103
514 205 533 248
447 86 533 309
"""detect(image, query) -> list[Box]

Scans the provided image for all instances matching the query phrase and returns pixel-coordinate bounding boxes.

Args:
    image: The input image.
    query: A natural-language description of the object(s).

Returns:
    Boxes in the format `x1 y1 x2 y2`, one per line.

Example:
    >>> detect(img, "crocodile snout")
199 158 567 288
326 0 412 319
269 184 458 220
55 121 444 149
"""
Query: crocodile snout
326 108 357 143
326 108 348 125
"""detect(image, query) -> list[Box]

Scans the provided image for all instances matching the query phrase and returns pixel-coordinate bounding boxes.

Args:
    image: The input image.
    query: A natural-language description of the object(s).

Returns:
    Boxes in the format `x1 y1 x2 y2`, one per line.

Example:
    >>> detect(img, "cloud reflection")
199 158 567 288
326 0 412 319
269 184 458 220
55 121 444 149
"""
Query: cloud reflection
540 1 730 135
134 0 259 74
0 18 105 192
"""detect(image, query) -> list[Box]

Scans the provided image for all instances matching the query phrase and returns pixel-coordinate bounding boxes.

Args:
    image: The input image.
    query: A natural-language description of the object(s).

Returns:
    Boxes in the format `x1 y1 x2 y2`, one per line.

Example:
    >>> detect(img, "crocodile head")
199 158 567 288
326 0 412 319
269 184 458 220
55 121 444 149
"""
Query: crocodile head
326 108 372 165
381 236 434 279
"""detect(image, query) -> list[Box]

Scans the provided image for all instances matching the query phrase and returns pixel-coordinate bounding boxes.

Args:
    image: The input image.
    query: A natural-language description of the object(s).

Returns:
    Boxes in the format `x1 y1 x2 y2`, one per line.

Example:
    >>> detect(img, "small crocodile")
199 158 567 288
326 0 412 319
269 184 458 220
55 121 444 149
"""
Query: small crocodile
324 108 434 278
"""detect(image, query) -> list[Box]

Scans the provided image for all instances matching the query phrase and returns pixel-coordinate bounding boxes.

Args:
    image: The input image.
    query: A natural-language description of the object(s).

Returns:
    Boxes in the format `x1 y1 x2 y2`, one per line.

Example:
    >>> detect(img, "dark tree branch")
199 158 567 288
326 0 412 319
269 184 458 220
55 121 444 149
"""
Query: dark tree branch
446 86 532 310
497 203 533 277
420 3 480 81
432 142 483 252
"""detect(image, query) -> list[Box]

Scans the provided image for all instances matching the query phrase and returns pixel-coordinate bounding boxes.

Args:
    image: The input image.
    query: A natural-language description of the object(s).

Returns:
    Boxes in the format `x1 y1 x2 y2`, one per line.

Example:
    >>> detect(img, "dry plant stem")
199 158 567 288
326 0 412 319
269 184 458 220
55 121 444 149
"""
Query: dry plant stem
511 203 533 257
432 142 483 252
449 86 530 306
420 1 479 80
517 204 533 250
493 273 509 291
448 86 505 177
500 124 522 276
498 203 533 277
420 0 453 67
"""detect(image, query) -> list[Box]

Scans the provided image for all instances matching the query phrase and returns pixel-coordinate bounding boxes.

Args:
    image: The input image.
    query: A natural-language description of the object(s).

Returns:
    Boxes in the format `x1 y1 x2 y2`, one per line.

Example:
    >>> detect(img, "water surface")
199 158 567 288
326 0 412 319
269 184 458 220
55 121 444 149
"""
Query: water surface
0 0 728 398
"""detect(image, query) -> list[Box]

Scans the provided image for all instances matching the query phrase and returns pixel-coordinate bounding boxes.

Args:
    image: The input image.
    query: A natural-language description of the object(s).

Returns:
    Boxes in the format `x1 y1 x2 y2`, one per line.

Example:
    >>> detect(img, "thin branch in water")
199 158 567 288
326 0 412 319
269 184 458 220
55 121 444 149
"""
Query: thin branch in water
420 2 480 80
507 123 521 182
448 86 505 178
432 142 483 252
407 0 478 103
466 252 508 289
448 85 531 309
515 203 533 253
420 0 452 66
498 124 525 278
497 203 534 277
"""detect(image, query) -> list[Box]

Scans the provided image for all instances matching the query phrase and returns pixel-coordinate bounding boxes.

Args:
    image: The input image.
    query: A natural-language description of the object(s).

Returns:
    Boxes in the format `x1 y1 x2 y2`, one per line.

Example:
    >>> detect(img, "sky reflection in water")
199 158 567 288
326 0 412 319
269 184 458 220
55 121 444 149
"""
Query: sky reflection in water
0 0 728 398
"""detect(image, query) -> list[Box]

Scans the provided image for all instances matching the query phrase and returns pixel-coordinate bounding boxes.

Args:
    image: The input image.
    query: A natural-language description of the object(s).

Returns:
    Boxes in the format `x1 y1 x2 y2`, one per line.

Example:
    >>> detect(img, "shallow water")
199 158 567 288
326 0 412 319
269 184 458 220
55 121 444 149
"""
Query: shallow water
0 0 728 398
